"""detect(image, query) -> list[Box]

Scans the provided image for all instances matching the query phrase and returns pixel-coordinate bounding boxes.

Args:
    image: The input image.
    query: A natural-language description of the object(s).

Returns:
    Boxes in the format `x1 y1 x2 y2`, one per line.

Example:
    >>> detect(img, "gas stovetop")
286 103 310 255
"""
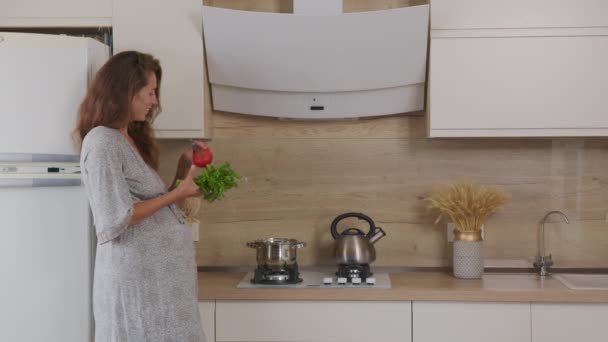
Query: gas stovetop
237 270 391 289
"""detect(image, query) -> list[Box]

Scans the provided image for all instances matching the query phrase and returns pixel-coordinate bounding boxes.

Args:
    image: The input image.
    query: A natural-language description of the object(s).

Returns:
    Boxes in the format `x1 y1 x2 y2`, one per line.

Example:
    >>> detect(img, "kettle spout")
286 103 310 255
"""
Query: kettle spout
369 227 386 244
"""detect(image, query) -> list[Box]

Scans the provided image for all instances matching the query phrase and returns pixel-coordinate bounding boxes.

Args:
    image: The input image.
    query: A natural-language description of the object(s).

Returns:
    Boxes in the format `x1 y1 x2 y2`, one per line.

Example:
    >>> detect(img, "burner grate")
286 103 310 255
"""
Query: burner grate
336 264 373 281
251 263 303 284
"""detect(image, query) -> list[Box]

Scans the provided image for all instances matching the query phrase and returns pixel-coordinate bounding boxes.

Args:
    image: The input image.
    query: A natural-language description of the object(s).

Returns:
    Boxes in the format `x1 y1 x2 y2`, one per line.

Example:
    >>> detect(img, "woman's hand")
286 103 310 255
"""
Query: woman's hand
132 165 202 225
173 140 209 189
180 140 209 164
174 165 203 202
191 140 209 153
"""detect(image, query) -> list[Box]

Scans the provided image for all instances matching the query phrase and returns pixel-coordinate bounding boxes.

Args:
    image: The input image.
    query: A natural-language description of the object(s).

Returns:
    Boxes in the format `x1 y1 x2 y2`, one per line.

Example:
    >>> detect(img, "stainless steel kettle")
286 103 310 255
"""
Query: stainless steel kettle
330 212 386 265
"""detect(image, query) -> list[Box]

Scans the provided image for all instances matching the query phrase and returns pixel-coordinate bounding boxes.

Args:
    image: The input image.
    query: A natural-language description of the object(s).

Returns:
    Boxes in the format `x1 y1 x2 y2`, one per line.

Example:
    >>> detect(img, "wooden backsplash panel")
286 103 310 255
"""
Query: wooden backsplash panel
158 114 608 267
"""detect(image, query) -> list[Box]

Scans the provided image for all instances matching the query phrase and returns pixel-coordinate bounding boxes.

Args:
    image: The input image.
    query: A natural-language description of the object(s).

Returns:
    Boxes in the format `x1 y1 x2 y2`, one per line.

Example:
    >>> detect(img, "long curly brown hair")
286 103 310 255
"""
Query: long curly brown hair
74 51 162 169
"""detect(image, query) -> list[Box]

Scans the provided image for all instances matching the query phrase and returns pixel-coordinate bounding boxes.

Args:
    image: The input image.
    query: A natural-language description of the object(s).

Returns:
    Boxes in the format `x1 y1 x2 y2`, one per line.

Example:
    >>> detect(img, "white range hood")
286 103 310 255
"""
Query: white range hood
202 4 429 119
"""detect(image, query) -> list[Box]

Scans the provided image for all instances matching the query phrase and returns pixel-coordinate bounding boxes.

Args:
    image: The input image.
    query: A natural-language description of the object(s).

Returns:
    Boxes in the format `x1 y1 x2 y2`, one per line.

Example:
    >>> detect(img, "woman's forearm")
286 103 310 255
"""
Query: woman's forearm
130 189 179 225
131 164 202 225
170 154 191 203
169 178 186 208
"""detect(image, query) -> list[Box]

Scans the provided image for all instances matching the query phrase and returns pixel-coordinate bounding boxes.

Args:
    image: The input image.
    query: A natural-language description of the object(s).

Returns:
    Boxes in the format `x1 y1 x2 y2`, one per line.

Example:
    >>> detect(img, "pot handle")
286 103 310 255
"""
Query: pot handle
246 241 260 248
293 242 306 249
330 212 376 240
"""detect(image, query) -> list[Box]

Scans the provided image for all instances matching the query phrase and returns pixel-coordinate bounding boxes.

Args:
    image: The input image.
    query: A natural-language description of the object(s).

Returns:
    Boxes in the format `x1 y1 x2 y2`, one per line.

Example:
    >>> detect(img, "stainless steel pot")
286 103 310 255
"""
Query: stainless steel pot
246 238 306 268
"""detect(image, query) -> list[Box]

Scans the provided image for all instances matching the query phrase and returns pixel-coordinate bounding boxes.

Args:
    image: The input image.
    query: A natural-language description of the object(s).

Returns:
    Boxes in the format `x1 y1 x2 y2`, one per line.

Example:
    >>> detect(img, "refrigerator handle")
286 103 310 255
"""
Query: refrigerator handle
0 153 79 163
0 178 81 188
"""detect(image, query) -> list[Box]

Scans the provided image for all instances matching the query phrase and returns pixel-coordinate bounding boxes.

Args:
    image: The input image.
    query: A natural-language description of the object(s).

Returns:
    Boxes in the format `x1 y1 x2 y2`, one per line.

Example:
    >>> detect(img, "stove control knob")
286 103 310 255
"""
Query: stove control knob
351 278 362 285
323 277 333 285
337 277 347 285
366 277 376 285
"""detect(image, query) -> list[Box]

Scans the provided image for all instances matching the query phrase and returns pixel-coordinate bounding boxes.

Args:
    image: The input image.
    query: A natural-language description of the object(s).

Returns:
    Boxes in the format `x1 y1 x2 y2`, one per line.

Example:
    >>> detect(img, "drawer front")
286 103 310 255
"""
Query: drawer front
413 301 531 342
532 303 608 342
216 300 412 342
431 0 608 30
429 35 608 134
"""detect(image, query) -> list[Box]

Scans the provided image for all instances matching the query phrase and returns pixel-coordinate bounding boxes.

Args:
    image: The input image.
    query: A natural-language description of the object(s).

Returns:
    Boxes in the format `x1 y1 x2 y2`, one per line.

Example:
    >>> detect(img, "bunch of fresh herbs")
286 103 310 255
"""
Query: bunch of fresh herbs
193 162 240 202
176 162 240 203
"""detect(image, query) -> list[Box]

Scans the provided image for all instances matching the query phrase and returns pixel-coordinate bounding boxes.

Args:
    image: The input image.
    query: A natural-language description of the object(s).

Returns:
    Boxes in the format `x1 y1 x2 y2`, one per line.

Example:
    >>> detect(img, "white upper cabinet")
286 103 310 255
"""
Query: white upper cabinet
428 0 608 137
0 0 111 27
429 35 608 137
113 0 206 138
431 0 608 29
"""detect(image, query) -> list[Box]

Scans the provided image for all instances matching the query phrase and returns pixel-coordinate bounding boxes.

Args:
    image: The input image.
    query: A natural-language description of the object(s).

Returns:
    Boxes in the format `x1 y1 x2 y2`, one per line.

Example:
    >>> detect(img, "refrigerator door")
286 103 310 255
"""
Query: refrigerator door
0 32 101 155
0 32 108 342
0 184 92 342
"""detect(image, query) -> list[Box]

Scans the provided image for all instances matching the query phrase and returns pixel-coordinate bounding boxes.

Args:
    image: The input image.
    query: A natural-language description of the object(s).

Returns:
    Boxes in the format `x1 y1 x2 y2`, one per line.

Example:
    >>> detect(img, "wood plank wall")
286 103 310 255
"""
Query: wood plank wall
157 0 608 268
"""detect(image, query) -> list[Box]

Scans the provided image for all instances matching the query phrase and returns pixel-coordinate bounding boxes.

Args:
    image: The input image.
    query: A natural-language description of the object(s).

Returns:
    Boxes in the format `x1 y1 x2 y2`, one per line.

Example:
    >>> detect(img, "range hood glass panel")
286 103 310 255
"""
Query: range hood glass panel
202 5 429 93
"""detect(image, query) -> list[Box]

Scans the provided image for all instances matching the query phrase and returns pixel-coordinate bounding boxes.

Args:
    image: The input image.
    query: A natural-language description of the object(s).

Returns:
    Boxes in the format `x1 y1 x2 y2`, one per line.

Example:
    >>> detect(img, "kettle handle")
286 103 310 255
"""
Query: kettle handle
330 212 376 240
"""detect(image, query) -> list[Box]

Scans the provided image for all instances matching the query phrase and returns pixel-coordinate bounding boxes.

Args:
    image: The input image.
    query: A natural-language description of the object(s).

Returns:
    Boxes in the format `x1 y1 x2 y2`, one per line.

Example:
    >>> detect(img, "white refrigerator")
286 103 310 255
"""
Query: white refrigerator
0 32 109 342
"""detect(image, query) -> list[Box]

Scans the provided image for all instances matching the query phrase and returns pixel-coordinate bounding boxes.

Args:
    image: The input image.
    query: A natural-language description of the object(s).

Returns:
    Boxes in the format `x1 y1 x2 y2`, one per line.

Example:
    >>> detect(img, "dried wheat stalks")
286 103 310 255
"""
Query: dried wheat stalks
427 181 509 232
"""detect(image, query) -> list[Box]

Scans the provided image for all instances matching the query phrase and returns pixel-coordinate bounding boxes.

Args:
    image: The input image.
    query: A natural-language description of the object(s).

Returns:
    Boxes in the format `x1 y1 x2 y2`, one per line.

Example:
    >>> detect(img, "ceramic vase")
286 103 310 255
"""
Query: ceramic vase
453 229 484 279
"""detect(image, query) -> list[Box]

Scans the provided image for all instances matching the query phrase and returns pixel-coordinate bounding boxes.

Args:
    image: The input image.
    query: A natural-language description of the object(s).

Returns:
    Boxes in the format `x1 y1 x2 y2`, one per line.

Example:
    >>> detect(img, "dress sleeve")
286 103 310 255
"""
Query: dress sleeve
82 141 134 244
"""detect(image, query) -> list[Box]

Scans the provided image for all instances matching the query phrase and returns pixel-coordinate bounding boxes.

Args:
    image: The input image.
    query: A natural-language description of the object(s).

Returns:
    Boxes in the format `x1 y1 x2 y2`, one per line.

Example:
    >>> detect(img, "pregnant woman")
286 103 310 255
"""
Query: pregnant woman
74 50 206 342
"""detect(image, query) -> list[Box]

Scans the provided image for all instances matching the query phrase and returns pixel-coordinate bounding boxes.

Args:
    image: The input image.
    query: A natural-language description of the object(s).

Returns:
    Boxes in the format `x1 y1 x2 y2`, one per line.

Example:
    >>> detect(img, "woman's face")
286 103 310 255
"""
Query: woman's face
130 71 158 122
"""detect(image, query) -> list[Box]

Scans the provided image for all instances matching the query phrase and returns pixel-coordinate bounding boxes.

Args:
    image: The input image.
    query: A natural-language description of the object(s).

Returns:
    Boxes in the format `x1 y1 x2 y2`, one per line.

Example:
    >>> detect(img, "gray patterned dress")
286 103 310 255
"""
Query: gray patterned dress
80 126 205 342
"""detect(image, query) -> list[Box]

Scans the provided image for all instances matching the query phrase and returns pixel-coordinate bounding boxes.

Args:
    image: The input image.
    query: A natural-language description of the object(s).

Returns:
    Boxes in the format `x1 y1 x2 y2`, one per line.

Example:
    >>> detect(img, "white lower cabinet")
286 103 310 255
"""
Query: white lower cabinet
215 300 412 342
531 303 608 342
412 301 530 342
201 299 608 342
199 300 215 342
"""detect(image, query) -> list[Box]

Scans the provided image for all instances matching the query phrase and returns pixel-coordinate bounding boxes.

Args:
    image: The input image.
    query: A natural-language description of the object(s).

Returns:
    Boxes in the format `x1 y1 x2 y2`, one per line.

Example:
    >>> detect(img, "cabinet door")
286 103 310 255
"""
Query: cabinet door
413 301 530 342
113 0 206 138
199 300 215 342
216 300 411 342
0 0 111 27
428 35 608 137
431 0 608 29
532 303 608 342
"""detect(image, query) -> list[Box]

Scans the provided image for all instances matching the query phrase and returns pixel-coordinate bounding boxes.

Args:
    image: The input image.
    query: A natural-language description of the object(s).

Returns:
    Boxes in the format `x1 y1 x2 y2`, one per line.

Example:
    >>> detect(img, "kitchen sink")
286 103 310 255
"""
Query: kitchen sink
554 274 608 290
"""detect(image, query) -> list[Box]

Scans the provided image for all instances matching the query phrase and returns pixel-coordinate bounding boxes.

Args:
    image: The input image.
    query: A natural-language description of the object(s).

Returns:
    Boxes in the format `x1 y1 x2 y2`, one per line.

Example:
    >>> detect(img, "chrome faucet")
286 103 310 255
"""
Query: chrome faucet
533 210 570 276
